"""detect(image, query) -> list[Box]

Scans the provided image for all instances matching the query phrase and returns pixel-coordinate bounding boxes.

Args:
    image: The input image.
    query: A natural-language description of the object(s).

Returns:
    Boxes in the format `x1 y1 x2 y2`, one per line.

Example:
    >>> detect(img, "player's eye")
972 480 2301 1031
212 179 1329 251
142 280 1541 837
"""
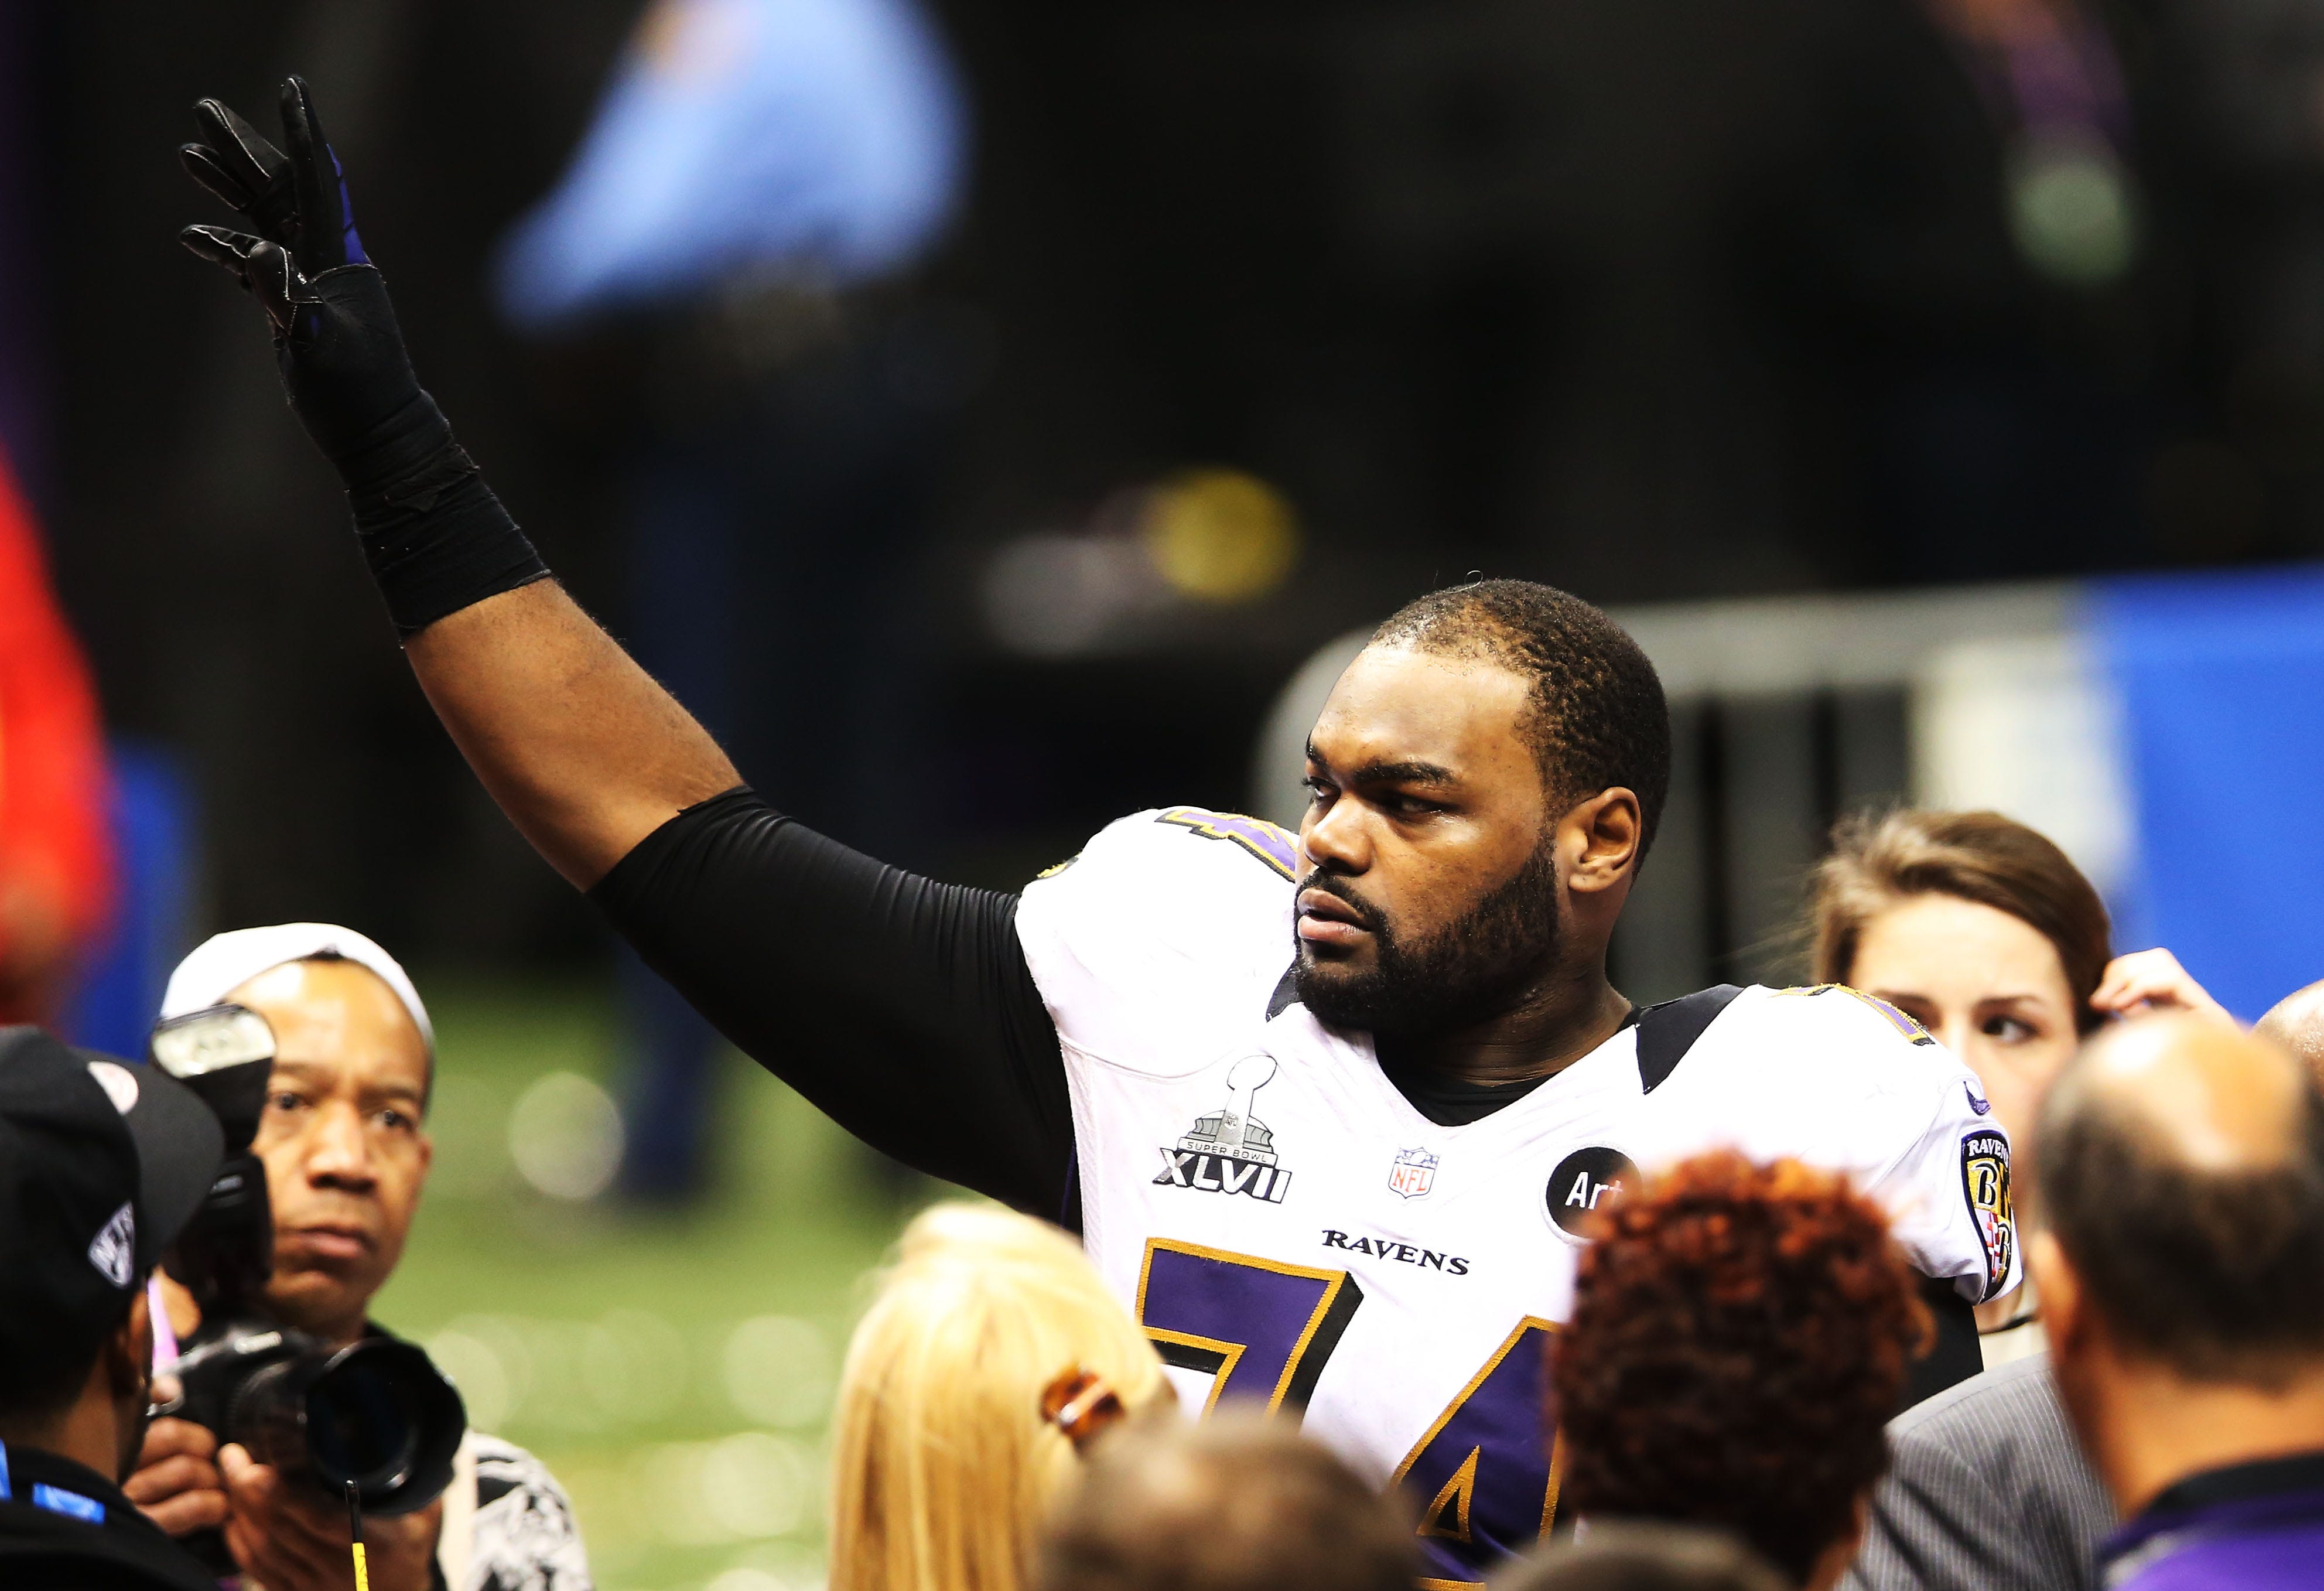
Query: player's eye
268 1091 310 1114
374 1107 416 1134
1383 793 1444 817
1980 1015 2037 1043
1301 776 1336 805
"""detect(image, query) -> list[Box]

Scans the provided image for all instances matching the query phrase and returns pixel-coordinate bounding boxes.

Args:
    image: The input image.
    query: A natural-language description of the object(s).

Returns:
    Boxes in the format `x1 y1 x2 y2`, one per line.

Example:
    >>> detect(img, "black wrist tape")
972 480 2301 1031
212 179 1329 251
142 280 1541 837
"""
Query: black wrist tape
338 388 551 636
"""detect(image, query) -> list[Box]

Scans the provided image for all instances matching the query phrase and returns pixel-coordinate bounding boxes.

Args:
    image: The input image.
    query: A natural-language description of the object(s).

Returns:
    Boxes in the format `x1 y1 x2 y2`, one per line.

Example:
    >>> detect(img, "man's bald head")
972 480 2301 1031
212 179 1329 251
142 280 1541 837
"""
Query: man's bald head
2258 979 2324 1087
2037 1015 2324 1387
2062 1015 2308 1170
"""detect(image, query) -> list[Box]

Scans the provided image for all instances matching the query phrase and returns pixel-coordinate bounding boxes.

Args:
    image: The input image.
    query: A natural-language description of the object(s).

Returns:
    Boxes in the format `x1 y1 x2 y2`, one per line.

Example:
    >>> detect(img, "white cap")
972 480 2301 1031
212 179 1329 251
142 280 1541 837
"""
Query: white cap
159 923 433 1051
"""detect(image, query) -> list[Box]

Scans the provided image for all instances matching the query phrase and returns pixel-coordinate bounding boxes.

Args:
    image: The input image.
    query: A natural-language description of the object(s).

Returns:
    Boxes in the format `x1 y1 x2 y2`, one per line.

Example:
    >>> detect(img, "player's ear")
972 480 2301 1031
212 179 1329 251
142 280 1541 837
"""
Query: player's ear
1563 788 1642 894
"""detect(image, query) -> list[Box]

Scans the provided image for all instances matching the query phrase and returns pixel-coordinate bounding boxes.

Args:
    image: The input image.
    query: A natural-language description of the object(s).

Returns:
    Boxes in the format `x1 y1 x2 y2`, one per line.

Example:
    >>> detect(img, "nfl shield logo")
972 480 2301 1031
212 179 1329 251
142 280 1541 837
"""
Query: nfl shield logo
1388 1148 1438 1200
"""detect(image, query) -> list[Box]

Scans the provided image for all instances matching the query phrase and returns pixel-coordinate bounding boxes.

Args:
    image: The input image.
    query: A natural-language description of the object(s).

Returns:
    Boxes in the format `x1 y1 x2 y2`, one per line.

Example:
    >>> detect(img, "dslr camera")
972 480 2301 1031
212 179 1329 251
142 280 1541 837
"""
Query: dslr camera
147 1005 464 1526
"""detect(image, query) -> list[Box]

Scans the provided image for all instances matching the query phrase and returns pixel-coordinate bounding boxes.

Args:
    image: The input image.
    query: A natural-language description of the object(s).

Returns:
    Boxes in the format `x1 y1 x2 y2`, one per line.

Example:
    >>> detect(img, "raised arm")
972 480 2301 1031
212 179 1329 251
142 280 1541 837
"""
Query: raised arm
177 80 1076 1210
405 586 736 886
177 79 733 886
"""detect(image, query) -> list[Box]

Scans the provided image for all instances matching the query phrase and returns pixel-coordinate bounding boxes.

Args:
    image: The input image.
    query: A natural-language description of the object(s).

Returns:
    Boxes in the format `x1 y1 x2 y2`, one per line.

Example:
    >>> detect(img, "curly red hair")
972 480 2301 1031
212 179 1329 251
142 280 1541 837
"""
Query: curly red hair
1549 1151 1933 1584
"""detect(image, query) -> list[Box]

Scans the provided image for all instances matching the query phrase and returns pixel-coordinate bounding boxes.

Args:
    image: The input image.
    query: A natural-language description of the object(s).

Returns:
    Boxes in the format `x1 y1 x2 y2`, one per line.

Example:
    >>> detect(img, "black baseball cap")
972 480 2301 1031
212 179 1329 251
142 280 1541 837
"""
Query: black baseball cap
0 1026 223 1385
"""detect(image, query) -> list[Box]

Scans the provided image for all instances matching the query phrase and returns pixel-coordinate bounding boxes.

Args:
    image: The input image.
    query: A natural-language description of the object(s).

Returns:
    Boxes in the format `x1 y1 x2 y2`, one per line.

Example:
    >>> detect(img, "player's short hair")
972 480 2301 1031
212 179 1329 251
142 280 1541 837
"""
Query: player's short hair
829 1204 1168 1591
1810 808 2113 1034
1494 1524 1791 1591
1037 1411 1417 1591
2038 1042 2324 1388
1550 1152 1932 1585
1371 580 1671 854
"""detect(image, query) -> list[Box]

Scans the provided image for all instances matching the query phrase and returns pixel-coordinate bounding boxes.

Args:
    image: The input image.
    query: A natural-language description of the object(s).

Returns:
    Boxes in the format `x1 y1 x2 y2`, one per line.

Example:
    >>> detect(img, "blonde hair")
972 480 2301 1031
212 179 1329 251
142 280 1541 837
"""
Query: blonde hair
829 1204 1166 1591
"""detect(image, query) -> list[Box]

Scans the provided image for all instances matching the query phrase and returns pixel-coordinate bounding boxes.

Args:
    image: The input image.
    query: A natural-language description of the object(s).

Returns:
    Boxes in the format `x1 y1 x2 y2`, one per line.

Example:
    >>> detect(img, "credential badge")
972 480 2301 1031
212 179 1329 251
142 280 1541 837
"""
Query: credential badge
1154 1055 1291 1203
1388 1147 1438 1200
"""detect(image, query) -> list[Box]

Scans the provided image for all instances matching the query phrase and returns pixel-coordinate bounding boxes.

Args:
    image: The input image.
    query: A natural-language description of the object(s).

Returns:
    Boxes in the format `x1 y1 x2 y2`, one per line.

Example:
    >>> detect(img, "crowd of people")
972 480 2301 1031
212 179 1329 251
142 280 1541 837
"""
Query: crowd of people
5 805 2322 1591
6 64 2324 1591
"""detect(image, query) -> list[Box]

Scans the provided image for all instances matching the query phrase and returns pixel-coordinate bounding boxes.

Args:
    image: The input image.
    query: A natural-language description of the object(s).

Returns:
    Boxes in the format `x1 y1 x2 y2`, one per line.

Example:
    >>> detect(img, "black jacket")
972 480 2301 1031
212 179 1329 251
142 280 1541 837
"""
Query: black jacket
0 1442 216 1590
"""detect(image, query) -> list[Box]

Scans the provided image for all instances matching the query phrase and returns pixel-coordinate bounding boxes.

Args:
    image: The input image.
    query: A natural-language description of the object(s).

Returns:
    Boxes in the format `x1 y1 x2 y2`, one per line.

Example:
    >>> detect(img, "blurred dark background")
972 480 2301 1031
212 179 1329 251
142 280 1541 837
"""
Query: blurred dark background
22 0 2324 974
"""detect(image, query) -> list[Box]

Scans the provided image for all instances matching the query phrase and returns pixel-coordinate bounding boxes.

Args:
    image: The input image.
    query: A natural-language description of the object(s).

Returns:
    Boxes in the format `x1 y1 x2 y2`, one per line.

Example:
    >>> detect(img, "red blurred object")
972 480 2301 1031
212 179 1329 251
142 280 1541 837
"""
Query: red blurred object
0 447 114 1026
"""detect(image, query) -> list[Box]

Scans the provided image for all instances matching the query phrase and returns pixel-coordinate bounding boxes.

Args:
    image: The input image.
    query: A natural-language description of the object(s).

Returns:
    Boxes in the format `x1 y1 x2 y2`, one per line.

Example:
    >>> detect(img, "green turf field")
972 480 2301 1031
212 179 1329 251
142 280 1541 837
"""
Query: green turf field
372 977 933 1591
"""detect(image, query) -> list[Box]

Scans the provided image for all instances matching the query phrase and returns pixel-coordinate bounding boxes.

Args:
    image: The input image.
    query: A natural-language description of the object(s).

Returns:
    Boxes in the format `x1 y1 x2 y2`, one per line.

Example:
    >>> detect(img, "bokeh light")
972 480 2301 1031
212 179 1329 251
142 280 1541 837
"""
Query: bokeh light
509 1070 627 1200
634 1433 816 1546
2009 137 2136 286
979 466 1301 655
1139 469 1299 603
723 1315 837 1429
980 531 1160 655
426 1327 514 1431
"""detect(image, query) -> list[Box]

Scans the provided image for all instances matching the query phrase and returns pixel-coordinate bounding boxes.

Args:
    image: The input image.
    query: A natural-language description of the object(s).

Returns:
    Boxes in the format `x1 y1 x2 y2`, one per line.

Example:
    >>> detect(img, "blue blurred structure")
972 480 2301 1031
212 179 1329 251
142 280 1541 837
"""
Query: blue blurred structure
2096 568 2324 1021
66 743 196 1057
497 0 964 319
499 0 970 1200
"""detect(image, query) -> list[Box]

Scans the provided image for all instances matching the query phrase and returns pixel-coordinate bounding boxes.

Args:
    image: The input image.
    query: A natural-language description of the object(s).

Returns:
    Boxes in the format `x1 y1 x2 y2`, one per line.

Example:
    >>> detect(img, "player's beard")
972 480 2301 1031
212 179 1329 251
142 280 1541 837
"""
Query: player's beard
1291 835 1563 1039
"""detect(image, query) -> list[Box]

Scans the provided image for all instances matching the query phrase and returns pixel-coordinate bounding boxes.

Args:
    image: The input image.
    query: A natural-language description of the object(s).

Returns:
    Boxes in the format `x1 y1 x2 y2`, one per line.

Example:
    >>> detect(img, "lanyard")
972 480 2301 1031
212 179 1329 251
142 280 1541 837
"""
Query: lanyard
0 1438 108 1524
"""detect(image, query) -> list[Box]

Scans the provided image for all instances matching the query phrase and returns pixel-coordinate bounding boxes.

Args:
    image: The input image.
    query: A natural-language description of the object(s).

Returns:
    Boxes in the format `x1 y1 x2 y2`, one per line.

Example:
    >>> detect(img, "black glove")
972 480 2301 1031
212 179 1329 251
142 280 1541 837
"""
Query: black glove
180 77 365 280
180 77 548 633
179 77 438 479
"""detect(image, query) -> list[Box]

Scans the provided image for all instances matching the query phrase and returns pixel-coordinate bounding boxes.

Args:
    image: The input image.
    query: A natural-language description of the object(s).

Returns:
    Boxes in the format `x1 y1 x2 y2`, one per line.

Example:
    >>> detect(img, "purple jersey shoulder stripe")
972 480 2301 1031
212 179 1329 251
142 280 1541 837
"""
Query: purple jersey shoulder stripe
1155 808 1298 879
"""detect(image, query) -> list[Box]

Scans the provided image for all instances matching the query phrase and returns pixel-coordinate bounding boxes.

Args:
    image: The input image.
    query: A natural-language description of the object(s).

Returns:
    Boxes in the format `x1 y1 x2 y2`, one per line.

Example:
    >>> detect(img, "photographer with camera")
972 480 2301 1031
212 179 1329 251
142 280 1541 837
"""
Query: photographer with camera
0 1026 224 1589
127 924 589 1591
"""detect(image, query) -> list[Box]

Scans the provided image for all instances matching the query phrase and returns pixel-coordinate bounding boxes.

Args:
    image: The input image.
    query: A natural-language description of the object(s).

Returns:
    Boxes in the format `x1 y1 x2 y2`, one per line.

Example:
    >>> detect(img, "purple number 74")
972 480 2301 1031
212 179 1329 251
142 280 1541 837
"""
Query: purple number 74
1135 1239 1363 1413
1136 1238 1560 1588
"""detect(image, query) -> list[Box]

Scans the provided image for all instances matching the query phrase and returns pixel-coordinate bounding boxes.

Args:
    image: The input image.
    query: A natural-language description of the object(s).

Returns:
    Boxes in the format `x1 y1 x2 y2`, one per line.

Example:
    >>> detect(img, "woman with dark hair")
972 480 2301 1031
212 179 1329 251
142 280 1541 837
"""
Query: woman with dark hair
1806 808 2229 1360
1550 1152 1932 1590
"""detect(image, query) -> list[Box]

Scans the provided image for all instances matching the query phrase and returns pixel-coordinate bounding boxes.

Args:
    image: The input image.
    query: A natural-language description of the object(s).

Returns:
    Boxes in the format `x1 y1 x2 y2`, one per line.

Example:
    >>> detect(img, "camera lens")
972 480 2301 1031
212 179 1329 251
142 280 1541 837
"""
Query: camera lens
302 1340 467 1512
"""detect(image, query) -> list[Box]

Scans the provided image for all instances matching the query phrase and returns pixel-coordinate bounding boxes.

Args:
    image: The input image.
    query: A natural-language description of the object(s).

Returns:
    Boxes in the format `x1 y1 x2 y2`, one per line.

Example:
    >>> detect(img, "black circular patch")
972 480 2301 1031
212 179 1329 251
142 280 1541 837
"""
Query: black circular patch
1546 1146 1639 1236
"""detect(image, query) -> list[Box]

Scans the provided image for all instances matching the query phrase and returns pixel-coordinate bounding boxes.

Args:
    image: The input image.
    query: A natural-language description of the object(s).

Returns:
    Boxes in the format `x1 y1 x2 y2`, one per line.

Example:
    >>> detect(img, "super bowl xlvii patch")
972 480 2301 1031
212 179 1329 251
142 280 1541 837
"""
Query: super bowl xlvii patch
1960 1130 2015 1300
1154 1056 1292 1202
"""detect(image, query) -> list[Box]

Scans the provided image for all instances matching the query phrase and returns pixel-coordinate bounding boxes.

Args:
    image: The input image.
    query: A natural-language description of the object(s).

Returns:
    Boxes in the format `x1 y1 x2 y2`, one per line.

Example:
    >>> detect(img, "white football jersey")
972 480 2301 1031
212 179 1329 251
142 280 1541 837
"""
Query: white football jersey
1016 807 2018 1587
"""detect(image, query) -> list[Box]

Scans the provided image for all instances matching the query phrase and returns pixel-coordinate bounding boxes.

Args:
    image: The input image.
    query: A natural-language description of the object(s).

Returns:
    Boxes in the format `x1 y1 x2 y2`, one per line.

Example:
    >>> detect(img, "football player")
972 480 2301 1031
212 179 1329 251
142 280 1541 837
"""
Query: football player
177 80 2014 1585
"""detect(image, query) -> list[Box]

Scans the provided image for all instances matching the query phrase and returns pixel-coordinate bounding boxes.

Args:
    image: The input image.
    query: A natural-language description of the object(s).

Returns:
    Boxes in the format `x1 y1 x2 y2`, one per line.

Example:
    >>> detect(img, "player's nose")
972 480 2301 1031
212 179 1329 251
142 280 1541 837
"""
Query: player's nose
1302 795 1371 872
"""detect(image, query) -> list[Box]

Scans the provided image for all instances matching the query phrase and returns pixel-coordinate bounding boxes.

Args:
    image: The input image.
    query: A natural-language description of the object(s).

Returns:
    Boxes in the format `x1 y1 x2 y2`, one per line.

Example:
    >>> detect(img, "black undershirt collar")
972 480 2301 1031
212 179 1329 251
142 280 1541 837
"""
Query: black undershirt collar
1376 1006 1643 1127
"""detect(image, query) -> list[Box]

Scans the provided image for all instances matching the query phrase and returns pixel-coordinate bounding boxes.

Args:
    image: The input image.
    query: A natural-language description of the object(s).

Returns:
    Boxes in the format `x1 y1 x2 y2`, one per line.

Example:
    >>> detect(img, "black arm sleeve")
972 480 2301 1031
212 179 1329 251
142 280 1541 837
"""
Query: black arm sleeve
588 788 1075 1216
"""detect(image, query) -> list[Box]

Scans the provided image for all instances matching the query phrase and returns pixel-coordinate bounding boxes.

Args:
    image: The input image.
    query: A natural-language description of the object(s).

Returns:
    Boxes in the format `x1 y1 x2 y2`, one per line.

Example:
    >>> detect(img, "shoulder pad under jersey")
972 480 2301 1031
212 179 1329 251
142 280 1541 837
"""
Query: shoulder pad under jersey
1640 984 2018 1302
1016 807 1299 1074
